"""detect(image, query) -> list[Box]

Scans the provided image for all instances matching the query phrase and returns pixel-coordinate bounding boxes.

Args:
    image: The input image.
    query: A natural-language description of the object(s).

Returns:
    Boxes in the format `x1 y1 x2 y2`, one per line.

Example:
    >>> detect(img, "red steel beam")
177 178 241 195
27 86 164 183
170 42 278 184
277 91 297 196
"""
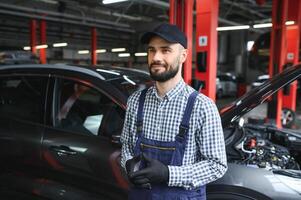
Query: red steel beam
195 0 219 101
282 0 301 120
169 0 193 85
39 20 47 64
267 0 288 128
91 27 97 66
183 0 193 85
30 20 36 54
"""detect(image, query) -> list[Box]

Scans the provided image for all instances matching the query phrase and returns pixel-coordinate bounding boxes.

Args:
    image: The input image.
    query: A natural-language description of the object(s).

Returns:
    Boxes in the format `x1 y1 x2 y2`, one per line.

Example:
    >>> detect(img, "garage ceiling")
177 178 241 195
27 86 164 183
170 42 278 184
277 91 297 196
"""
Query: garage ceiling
0 0 273 51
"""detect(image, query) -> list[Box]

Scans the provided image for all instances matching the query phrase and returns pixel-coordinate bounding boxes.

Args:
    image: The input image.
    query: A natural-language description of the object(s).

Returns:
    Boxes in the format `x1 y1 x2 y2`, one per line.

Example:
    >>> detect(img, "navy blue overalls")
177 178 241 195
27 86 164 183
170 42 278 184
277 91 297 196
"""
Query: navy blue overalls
129 88 206 200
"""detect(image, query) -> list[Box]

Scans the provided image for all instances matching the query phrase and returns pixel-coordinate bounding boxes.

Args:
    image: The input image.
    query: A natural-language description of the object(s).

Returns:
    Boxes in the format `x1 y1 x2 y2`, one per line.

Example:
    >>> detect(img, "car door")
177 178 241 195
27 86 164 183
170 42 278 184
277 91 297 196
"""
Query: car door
41 77 128 200
0 74 48 175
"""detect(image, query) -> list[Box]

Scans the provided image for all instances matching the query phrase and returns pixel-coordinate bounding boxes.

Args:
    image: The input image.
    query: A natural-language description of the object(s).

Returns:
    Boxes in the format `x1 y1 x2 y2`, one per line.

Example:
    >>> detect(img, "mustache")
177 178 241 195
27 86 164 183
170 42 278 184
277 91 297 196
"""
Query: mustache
150 61 167 68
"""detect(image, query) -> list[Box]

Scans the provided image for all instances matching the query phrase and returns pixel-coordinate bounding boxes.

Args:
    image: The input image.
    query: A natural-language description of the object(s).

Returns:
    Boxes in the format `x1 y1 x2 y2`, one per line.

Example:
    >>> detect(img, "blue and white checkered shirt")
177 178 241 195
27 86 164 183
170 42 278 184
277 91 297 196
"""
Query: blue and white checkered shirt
121 79 227 190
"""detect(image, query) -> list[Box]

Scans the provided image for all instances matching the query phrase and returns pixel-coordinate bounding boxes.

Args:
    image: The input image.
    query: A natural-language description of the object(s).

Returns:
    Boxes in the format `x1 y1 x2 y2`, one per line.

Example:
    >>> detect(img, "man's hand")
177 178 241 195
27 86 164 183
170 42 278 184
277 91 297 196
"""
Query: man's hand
125 155 141 175
129 153 169 186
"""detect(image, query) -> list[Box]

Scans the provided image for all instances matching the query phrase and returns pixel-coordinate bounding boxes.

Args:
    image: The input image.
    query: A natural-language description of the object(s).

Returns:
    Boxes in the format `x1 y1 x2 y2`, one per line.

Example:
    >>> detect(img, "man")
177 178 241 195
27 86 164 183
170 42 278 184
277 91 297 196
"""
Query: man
121 23 227 200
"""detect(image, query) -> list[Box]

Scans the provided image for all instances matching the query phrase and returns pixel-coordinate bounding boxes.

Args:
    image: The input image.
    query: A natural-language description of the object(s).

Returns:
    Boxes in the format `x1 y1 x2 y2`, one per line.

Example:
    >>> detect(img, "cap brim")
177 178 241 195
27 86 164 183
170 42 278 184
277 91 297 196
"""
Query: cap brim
140 32 178 45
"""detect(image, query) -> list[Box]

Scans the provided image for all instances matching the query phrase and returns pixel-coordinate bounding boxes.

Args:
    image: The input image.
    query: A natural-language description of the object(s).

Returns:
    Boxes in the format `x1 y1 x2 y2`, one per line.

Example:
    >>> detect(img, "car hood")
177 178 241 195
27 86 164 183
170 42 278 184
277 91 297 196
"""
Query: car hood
220 64 301 128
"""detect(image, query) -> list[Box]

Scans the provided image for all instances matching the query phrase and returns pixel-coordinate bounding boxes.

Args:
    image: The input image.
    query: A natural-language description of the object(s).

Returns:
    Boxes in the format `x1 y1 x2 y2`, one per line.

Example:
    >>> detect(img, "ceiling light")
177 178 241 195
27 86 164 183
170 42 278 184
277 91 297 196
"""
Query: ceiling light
103 0 128 4
96 49 107 53
78 50 89 54
118 53 130 57
23 46 31 50
135 52 147 57
216 25 250 31
36 44 48 49
285 21 295 25
112 48 126 52
53 42 68 47
253 23 272 28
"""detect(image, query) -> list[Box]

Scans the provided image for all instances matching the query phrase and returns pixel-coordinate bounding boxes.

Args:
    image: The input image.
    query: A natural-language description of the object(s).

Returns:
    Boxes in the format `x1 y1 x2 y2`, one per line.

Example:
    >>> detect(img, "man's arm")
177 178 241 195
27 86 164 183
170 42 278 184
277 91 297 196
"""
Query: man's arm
120 95 135 170
168 99 227 189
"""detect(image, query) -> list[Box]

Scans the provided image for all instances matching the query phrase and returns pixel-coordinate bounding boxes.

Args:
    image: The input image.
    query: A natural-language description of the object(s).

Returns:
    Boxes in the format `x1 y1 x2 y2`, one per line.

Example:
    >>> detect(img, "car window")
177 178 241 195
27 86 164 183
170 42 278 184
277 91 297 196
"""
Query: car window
54 79 125 137
0 75 48 123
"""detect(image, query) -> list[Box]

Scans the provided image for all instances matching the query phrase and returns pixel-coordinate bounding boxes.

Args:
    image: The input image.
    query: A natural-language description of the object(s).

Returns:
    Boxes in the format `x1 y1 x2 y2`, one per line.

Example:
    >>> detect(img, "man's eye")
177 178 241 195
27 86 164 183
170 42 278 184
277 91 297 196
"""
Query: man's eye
163 49 171 53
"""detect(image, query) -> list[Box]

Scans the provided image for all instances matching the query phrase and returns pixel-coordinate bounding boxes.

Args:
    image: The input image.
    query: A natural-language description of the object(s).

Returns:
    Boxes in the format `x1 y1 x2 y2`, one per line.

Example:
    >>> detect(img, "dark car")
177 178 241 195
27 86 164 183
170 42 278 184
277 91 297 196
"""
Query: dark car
0 51 39 65
216 73 237 99
0 64 301 200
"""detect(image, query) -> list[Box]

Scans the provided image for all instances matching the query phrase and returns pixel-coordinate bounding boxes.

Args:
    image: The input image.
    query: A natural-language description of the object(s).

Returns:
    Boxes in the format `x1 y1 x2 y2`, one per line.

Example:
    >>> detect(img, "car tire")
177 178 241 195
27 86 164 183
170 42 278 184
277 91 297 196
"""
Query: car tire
281 108 296 128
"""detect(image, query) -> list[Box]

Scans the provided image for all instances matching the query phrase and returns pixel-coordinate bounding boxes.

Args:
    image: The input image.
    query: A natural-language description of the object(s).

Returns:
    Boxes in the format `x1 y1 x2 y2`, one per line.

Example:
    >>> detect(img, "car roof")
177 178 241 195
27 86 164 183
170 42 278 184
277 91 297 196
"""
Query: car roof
0 63 150 82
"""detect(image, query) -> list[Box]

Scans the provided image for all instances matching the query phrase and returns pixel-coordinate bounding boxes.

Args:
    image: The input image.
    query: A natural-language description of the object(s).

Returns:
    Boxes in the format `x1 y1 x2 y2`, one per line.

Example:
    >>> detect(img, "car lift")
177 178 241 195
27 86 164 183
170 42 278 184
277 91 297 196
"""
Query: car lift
91 27 97 65
268 0 301 128
169 0 194 85
30 19 47 64
194 0 219 101
281 0 301 127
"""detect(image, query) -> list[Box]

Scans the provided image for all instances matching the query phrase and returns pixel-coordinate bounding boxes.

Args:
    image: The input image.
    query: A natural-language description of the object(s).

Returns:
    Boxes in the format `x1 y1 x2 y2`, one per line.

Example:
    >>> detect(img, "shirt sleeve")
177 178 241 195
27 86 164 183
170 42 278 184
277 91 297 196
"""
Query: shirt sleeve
167 98 228 189
120 93 137 170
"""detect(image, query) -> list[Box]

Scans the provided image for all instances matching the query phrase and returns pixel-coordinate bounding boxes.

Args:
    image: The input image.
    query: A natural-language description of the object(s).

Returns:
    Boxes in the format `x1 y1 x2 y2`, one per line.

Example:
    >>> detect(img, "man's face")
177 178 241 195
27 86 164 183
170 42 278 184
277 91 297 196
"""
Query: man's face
147 36 187 82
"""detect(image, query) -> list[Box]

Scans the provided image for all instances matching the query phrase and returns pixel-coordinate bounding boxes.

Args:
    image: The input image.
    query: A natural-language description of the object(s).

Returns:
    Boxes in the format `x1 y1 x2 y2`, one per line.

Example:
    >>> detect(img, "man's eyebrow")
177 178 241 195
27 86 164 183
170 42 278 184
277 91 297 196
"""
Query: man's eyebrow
147 45 173 49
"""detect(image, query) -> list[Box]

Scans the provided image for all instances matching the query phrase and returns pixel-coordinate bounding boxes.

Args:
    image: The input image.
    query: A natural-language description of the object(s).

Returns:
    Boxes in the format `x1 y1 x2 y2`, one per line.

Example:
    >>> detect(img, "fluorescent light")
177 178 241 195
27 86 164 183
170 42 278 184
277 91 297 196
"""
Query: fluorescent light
285 21 295 25
96 49 107 53
216 25 250 31
135 52 147 57
53 42 68 47
40 0 58 4
253 23 272 28
36 44 48 49
123 75 136 85
23 46 31 50
112 48 126 52
103 0 128 4
118 53 130 57
247 41 254 51
78 50 89 54
96 69 120 75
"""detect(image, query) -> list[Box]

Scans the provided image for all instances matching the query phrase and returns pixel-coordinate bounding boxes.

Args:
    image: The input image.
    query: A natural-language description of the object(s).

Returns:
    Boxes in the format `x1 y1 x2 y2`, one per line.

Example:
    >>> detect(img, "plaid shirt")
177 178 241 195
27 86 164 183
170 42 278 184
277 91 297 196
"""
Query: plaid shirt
121 79 227 190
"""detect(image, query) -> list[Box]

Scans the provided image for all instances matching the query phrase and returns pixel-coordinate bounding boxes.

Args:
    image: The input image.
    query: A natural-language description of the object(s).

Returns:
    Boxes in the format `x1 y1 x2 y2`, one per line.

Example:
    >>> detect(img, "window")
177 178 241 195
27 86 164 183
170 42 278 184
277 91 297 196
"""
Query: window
0 75 48 123
54 79 124 137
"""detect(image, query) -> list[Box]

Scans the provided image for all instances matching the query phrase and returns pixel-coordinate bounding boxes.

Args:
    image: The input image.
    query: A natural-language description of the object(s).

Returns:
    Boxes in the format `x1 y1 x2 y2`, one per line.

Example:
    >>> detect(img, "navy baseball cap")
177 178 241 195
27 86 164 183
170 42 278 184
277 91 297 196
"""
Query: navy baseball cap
140 23 187 48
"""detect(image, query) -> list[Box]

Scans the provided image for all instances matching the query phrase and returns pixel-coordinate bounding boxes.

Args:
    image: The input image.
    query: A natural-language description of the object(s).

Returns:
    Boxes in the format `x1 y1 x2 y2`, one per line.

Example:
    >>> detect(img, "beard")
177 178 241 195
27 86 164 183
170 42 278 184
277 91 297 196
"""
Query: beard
149 59 180 82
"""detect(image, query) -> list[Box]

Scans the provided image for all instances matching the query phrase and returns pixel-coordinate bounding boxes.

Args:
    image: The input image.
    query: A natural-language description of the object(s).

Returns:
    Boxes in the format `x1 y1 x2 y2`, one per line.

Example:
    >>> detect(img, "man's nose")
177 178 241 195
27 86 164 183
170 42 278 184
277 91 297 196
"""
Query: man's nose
152 51 163 61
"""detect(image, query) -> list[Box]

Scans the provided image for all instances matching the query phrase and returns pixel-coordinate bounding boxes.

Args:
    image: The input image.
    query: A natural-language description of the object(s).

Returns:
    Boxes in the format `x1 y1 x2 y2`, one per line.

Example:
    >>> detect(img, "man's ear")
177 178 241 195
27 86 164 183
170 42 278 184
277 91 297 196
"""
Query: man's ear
180 48 188 63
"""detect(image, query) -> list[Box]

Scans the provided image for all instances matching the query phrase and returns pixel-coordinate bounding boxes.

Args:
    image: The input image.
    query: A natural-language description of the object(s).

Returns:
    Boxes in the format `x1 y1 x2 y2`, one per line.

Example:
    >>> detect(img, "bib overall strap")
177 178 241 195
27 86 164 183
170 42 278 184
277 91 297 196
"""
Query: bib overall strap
178 91 199 138
137 88 148 136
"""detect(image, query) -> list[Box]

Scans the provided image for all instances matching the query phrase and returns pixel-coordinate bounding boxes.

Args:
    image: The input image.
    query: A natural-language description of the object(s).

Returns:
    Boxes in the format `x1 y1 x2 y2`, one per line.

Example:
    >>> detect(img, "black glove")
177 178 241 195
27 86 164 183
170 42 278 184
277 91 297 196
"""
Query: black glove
129 153 169 186
125 155 141 175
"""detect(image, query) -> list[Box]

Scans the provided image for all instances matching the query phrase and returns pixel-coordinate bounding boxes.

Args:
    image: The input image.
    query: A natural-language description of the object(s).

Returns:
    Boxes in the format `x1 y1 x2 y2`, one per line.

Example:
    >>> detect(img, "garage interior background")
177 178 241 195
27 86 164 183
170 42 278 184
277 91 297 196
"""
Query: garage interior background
0 0 276 84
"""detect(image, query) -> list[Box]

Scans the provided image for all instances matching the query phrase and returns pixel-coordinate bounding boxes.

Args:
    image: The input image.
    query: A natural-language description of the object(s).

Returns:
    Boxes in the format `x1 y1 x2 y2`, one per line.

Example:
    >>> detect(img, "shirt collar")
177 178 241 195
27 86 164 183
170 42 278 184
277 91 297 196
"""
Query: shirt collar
151 79 185 101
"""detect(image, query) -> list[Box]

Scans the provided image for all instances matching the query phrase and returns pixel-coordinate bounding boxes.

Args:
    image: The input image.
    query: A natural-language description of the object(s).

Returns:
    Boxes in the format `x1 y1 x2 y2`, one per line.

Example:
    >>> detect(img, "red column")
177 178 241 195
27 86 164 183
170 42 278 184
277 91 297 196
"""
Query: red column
39 20 47 64
195 0 219 101
169 0 193 85
169 0 176 24
30 20 36 54
91 27 97 66
282 0 301 112
183 0 193 85
267 0 288 127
